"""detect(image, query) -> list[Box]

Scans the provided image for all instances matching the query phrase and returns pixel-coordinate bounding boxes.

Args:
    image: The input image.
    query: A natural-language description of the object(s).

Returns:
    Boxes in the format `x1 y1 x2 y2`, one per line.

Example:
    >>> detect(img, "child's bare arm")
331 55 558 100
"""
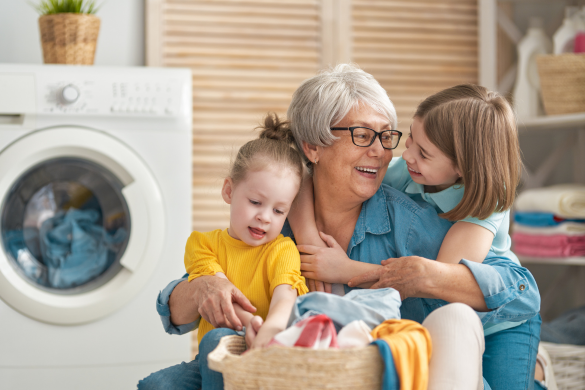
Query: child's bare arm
249 284 297 349
288 176 339 292
288 175 323 247
436 221 494 264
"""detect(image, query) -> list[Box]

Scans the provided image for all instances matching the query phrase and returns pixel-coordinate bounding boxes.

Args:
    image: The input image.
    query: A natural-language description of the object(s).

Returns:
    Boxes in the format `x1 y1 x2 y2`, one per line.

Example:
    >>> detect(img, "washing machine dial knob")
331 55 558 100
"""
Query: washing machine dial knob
60 85 80 104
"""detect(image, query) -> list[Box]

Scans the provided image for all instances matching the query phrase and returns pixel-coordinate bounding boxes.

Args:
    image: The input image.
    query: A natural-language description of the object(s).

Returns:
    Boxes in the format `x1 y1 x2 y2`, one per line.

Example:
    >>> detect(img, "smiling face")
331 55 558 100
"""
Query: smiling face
402 116 461 192
308 104 394 204
222 166 301 246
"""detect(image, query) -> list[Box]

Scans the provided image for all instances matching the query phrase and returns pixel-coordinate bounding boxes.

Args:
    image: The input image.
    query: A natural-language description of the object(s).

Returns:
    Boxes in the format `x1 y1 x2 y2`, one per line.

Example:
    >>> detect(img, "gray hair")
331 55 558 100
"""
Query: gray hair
287 63 397 157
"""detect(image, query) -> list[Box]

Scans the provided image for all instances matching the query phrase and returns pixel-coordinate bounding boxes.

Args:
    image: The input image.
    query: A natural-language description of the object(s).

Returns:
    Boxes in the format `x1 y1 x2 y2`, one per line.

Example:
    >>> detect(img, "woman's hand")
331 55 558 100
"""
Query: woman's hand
298 232 354 284
244 316 263 349
170 276 256 331
305 278 333 293
349 256 490 311
348 256 432 300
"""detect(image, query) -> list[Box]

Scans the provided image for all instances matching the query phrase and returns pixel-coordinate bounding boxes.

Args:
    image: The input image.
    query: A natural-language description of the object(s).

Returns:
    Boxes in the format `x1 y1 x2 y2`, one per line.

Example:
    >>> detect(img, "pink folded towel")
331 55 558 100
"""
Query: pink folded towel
512 232 585 257
513 243 585 257
512 232 585 247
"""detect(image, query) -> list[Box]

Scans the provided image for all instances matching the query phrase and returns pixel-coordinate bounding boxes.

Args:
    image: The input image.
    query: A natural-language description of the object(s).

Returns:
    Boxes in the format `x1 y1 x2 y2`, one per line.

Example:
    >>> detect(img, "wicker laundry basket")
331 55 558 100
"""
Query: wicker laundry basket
208 335 383 390
541 341 585 390
39 13 100 65
536 54 585 116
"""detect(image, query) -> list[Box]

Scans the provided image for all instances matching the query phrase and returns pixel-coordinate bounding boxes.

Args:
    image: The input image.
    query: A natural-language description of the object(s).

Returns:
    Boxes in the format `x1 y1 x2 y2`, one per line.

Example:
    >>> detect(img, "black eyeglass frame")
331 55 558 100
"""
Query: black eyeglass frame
330 126 403 150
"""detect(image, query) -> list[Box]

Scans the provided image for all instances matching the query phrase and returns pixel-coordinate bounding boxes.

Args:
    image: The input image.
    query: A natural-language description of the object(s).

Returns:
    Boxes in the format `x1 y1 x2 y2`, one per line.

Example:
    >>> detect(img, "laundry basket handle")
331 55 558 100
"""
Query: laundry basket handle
208 335 245 373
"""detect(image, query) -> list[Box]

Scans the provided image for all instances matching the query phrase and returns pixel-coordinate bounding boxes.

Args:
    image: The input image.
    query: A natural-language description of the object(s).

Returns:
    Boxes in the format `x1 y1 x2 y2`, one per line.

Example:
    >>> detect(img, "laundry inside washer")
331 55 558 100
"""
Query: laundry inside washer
1 157 130 293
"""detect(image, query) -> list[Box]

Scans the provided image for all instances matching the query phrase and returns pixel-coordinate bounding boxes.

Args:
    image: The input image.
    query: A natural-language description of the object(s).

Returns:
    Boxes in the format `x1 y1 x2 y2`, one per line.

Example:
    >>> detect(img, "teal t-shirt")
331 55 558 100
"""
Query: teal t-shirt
383 157 519 264
383 157 523 336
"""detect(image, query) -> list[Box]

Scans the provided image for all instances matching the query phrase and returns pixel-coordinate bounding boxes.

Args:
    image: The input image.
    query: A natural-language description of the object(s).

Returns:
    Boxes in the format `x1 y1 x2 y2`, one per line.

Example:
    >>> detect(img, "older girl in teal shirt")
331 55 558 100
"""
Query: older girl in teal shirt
384 84 522 269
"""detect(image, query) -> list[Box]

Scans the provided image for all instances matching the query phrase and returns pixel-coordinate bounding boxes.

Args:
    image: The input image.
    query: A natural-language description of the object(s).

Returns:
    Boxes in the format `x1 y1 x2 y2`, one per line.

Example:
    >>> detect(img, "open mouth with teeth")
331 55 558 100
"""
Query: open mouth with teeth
407 165 422 176
355 166 378 177
248 227 266 239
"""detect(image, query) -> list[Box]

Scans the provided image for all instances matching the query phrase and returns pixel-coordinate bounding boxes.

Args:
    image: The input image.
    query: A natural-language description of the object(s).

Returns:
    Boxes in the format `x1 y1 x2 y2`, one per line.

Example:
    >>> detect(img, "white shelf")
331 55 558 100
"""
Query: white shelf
518 112 585 132
518 255 585 266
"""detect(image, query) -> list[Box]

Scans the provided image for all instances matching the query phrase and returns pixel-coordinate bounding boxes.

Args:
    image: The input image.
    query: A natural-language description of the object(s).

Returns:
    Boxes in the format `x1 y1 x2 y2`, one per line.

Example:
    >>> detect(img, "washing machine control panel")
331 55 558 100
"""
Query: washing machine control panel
38 73 187 117
59 85 80 105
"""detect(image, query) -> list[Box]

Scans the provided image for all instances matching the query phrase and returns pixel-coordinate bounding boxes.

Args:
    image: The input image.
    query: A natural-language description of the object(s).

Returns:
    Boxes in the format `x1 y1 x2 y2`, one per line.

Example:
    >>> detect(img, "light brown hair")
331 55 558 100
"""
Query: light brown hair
414 84 522 221
229 113 304 191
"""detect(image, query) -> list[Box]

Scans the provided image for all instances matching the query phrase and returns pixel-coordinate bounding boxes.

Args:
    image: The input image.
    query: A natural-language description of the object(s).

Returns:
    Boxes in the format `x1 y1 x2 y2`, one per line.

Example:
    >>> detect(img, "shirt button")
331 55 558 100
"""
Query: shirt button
519 284 525 291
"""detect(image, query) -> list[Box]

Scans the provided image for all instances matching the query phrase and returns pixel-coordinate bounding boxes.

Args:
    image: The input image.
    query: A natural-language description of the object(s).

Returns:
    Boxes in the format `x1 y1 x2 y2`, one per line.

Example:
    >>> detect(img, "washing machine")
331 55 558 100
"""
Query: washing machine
0 64 192 389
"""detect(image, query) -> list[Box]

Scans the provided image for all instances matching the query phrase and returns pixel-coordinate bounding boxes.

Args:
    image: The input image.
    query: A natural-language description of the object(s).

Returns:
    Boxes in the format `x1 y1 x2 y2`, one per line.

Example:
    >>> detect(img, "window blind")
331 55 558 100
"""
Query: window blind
352 0 478 154
151 0 321 232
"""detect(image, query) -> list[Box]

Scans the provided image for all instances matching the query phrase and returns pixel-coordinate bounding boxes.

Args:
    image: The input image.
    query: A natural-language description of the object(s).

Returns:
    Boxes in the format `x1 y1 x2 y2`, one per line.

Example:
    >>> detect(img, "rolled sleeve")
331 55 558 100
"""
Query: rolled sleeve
267 238 308 297
461 211 505 236
460 254 540 325
156 273 200 335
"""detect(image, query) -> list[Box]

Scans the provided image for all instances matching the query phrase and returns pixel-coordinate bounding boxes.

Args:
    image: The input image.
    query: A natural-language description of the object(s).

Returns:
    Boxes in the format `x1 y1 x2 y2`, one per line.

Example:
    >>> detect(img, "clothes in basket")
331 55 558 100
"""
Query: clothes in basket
270 314 374 349
288 288 402 331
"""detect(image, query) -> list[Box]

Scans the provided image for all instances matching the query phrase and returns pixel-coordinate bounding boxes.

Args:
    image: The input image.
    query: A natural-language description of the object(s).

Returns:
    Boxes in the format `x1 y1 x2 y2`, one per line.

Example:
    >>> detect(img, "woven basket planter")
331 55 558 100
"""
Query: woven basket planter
541 342 585 390
208 335 383 390
536 54 585 116
39 13 100 65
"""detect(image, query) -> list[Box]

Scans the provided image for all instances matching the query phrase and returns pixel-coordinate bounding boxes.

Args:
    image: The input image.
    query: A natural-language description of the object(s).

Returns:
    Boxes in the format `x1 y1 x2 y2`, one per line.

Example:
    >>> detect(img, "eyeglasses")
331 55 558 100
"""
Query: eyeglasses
330 127 402 150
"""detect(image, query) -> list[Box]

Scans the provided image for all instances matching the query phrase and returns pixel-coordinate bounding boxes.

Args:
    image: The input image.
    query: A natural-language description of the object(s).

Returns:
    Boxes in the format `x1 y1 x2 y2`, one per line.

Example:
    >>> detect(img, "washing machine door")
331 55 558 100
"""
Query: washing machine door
0 127 165 324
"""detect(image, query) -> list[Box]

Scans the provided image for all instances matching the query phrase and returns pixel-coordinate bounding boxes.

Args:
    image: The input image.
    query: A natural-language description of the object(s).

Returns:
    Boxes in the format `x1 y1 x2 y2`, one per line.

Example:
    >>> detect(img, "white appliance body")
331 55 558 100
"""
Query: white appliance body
0 64 192 389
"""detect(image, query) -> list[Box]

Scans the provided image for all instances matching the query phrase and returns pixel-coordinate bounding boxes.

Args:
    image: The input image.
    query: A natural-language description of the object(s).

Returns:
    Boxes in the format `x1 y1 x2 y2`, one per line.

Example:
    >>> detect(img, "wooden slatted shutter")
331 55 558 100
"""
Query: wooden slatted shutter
352 0 479 154
149 0 321 232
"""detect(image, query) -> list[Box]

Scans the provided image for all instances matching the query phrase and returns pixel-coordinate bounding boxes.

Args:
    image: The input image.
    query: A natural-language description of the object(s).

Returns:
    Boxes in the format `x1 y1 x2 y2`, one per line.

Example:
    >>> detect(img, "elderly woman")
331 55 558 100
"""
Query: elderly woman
141 65 540 390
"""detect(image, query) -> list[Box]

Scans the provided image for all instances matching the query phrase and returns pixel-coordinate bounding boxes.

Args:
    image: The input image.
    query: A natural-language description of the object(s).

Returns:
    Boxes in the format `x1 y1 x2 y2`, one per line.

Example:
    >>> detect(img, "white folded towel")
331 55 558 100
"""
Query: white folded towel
515 184 585 218
512 222 585 236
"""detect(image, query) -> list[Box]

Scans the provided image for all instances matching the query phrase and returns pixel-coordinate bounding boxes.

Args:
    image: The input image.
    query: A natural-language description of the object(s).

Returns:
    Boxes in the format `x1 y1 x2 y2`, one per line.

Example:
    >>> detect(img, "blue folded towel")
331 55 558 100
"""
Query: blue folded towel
514 212 585 227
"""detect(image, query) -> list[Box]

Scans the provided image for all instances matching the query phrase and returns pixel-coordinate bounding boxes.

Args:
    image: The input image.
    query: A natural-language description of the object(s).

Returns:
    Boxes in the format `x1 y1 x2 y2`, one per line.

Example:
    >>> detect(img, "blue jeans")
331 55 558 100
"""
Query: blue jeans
137 328 238 390
482 314 541 390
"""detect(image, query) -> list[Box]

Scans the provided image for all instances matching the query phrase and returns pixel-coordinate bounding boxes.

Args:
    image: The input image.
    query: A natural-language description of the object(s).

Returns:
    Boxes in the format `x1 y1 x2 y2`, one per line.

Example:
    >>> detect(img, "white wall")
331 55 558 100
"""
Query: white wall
0 0 145 66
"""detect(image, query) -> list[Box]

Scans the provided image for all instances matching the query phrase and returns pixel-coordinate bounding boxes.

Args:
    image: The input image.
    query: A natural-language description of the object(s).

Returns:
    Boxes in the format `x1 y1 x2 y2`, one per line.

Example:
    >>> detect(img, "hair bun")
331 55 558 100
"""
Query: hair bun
258 112 295 144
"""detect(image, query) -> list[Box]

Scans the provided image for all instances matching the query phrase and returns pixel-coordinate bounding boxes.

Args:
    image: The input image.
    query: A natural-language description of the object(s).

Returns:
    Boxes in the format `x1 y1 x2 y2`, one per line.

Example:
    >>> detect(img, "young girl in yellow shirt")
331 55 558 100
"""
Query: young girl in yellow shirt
183 114 308 389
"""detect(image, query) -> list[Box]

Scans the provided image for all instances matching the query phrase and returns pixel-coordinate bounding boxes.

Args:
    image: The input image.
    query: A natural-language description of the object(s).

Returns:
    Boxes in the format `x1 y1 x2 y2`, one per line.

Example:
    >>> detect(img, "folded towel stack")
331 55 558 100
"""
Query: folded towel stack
513 184 585 258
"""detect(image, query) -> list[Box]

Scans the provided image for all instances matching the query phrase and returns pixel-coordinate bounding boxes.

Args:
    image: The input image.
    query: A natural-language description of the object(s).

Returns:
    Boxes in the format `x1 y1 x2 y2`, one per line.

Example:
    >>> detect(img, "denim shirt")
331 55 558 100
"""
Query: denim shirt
157 184 540 335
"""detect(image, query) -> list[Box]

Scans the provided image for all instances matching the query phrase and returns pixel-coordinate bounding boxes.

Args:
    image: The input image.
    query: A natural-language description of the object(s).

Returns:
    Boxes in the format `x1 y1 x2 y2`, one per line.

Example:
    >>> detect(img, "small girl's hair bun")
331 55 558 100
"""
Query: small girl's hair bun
229 113 304 186
257 112 295 145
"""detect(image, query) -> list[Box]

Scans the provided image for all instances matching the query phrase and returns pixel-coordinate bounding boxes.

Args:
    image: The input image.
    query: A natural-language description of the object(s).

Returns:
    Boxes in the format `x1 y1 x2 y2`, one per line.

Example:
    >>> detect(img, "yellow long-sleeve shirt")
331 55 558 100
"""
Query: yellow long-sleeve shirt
184 229 308 344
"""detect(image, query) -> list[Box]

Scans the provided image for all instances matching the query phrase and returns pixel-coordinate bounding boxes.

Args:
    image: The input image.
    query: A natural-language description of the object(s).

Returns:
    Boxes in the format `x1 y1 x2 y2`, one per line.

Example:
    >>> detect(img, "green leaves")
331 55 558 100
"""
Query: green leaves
32 0 101 15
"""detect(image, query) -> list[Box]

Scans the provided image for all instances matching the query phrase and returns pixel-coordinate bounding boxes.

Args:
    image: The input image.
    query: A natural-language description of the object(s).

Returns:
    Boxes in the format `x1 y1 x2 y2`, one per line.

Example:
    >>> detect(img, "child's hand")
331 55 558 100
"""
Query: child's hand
251 324 281 349
298 231 354 283
244 316 263 349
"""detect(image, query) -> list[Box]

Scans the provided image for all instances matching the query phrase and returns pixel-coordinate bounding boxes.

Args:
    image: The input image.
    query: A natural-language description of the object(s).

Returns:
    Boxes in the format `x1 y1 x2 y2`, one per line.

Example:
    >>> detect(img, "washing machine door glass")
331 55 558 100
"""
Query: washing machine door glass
1 157 131 294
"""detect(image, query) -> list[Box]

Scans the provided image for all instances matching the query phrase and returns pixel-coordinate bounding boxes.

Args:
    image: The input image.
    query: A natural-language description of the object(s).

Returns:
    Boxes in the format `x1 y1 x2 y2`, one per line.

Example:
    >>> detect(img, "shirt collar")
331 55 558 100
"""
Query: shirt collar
349 186 391 254
404 181 464 214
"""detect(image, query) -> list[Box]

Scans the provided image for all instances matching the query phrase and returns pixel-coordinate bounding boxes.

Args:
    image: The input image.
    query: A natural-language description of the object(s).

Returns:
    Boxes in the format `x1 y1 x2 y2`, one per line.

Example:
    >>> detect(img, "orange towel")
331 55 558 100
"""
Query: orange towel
371 319 432 390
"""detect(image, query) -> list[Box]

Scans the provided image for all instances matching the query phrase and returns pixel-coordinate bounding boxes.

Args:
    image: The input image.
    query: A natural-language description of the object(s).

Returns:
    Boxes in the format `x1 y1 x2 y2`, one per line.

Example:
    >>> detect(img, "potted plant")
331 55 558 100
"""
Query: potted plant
32 0 101 65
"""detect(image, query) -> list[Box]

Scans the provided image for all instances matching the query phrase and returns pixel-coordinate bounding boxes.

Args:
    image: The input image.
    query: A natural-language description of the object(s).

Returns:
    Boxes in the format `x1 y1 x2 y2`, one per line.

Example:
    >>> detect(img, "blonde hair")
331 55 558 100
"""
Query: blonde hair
414 84 522 221
229 113 304 190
